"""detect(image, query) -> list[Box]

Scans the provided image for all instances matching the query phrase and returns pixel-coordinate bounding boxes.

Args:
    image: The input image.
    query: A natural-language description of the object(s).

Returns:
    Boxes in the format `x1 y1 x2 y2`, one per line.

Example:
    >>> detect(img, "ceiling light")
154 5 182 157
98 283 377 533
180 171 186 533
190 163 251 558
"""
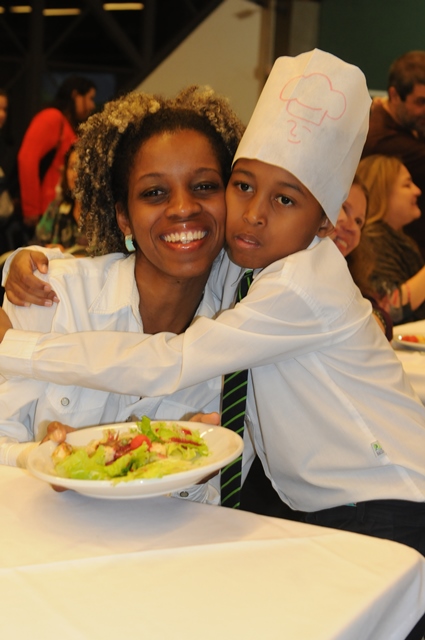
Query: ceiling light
103 3 144 10
9 5 31 12
44 8 81 16
7 4 144 15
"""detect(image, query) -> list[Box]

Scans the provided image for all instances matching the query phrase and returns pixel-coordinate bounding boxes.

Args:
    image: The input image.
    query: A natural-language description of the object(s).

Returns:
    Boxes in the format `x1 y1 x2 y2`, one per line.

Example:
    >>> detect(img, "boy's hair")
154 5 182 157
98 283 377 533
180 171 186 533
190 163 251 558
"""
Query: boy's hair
74 86 245 255
388 51 425 100
356 154 404 229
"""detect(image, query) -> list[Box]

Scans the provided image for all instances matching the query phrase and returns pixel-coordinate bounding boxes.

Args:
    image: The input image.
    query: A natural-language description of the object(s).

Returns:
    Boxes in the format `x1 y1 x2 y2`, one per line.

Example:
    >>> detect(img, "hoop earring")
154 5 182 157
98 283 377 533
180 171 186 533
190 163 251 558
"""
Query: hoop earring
125 234 135 253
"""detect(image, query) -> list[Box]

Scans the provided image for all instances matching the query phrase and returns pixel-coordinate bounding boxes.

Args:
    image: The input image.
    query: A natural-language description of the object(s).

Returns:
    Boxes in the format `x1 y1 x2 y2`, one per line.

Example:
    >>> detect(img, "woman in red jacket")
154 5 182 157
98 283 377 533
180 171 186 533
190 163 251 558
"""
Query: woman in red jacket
17 76 96 229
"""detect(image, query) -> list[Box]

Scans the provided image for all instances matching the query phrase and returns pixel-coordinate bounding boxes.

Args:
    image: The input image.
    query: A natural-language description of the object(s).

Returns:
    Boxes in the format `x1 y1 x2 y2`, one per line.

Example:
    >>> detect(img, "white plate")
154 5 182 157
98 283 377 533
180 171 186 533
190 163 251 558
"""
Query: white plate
393 334 425 352
27 421 243 500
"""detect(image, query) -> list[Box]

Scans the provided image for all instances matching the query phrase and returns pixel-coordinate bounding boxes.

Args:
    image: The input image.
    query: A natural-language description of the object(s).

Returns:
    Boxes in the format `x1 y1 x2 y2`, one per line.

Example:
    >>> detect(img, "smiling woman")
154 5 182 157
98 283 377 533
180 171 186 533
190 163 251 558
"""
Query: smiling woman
0 86 244 480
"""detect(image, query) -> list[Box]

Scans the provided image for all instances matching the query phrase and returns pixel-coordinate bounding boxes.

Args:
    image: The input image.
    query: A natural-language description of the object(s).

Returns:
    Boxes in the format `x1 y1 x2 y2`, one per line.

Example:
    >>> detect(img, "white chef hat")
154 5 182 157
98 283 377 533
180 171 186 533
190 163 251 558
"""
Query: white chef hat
233 49 371 225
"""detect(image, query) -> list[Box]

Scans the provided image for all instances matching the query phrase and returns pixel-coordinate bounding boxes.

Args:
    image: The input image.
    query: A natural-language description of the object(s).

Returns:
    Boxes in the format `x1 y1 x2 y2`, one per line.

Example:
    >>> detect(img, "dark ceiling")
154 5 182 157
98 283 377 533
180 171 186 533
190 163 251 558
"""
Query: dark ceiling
0 0 224 139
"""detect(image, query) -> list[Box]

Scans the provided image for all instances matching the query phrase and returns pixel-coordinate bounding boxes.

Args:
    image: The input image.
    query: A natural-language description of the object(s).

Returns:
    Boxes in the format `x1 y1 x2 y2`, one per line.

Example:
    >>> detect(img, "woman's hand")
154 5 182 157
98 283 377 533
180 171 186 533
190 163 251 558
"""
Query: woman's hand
41 421 76 492
5 249 59 307
41 421 75 444
0 308 12 343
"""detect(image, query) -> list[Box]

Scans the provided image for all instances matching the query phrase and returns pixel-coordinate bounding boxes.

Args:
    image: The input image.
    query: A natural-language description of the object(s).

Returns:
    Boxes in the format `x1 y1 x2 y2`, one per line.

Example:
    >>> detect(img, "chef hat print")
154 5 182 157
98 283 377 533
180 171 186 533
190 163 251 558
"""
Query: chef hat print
233 49 371 225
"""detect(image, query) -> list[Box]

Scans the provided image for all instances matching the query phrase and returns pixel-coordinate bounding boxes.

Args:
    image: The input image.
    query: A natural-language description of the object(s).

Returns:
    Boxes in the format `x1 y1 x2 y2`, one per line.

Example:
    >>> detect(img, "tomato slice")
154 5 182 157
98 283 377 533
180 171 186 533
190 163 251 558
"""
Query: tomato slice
130 434 151 450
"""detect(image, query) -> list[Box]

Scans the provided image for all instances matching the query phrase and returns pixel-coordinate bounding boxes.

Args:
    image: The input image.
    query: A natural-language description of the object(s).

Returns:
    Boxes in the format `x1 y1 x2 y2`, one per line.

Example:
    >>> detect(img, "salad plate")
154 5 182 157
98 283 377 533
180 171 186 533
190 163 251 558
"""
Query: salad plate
393 334 425 352
27 421 244 500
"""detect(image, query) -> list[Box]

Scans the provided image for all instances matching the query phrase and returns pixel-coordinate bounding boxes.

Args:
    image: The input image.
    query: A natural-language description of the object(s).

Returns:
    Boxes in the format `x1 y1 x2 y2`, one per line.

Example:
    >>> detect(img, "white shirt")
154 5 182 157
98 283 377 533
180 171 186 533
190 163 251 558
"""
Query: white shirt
0 253 223 478
2 239 425 510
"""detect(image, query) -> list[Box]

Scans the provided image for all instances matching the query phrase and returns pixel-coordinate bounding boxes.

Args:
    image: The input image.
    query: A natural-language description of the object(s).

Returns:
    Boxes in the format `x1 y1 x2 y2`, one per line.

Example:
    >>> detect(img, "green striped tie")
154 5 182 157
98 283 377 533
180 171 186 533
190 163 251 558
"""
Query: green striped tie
220 270 253 508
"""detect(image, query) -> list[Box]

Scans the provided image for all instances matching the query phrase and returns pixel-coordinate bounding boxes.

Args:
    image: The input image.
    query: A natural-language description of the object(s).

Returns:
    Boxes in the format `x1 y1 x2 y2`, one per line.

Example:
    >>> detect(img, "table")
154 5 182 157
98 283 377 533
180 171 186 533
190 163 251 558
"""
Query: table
393 319 425 403
0 467 424 639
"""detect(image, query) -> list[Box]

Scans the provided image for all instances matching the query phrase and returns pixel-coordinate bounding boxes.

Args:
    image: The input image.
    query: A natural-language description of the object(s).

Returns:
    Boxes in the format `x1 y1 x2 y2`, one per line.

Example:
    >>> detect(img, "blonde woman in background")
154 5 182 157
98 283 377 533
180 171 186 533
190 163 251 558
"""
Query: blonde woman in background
353 154 425 325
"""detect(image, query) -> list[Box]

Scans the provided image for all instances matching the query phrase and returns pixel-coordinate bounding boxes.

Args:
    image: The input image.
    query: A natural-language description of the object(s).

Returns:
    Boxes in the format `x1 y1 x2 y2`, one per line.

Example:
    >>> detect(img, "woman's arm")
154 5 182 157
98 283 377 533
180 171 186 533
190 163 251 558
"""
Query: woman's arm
401 266 425 311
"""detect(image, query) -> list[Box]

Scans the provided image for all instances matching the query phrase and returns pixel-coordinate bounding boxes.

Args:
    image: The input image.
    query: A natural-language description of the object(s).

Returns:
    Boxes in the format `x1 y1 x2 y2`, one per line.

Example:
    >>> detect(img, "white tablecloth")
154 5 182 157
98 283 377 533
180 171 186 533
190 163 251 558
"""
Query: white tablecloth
394 319 425 403
0 467 424 639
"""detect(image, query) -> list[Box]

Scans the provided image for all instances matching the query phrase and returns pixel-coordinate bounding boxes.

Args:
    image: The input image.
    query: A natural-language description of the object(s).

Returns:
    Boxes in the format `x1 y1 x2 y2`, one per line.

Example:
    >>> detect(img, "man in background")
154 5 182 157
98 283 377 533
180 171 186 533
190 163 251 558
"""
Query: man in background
363 50 425 257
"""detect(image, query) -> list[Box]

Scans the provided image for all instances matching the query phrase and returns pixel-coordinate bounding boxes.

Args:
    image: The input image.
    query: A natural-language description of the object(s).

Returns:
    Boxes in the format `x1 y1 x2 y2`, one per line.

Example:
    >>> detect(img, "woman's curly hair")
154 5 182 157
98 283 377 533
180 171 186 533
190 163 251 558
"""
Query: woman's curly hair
74 85 245 255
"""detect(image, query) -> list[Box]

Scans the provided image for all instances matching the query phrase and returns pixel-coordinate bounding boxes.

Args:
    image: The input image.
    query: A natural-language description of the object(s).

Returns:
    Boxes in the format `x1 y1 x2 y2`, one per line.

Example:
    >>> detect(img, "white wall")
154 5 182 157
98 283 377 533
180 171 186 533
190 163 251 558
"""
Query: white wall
137 0 266 125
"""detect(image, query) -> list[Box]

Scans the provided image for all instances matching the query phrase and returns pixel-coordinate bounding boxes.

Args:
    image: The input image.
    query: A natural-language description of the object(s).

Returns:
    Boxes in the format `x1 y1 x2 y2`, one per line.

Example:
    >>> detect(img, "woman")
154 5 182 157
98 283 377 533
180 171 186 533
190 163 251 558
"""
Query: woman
331 174 393 339
35 144 89 255
0 86 244 495
353 154 425 325
17 76 97 228
0 88 15 233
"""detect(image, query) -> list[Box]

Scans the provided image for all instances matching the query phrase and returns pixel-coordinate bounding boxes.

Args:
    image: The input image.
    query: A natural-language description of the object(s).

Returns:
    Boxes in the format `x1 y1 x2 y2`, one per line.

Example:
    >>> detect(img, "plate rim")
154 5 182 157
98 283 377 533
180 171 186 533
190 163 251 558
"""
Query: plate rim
394 334 425 352
27 421 243 499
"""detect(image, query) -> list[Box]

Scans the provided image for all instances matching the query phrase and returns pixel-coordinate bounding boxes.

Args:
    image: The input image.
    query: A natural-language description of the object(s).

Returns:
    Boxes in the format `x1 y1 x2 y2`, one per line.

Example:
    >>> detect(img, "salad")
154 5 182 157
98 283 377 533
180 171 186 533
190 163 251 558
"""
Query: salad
398 334 425 344
52 416 210 483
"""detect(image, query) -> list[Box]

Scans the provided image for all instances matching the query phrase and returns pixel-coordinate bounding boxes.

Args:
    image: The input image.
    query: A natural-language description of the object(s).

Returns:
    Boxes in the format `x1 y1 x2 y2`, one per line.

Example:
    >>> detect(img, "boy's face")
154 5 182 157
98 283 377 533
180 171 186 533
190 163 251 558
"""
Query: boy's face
225 158 333 269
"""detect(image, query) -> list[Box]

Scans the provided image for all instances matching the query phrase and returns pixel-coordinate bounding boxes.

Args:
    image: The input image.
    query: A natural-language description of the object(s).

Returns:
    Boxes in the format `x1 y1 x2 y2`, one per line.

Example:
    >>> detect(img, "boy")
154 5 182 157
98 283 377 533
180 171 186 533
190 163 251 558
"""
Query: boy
1 51 425 557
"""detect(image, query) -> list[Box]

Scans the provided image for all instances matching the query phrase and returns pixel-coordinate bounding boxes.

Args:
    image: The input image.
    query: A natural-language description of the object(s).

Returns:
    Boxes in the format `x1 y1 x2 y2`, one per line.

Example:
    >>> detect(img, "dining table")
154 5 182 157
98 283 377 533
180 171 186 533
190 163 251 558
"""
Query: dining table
1 465 425 639
393 319 425 403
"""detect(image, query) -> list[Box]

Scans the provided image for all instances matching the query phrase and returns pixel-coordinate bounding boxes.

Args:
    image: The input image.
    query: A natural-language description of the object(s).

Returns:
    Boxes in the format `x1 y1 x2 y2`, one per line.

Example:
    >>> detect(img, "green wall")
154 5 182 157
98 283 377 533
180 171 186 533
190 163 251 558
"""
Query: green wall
318 0 425 90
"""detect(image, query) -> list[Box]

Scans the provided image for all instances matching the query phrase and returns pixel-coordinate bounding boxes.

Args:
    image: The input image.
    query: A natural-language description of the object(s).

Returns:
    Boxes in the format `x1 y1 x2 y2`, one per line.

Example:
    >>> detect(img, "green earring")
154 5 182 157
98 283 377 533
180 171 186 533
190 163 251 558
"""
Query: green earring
125 234 135 253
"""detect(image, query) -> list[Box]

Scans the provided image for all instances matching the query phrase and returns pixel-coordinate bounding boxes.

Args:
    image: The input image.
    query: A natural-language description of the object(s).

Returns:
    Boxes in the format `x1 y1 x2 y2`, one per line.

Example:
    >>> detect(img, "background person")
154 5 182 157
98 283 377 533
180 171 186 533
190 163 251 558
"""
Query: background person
34 144 89 255
362 50 425 258
0 88 19 253
353 154 425 325
17 76 96 231
0 88 13 225
331 174 393 339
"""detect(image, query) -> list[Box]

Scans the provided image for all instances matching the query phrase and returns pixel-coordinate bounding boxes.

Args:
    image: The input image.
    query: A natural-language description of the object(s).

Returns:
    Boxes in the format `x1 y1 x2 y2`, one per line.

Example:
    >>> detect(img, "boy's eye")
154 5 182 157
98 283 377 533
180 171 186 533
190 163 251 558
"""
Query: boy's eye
276 195 294 206
234 181 253 193
355 218 364 228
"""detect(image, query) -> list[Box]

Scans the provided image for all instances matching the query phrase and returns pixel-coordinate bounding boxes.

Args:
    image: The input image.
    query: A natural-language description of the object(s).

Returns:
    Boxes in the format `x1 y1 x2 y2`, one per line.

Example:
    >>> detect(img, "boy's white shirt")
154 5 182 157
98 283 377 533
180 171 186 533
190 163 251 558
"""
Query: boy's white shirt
2 239 425 510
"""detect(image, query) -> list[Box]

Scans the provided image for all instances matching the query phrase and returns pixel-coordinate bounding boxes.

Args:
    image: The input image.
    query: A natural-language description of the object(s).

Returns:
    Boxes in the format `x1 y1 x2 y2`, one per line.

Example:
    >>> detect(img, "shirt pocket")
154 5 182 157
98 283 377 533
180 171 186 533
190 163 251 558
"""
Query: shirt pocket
43 384 111 428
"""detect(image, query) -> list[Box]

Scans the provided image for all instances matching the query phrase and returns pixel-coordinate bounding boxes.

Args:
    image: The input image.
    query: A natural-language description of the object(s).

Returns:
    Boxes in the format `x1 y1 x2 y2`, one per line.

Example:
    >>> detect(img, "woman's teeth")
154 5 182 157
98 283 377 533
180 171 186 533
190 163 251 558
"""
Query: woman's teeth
163 230 207 244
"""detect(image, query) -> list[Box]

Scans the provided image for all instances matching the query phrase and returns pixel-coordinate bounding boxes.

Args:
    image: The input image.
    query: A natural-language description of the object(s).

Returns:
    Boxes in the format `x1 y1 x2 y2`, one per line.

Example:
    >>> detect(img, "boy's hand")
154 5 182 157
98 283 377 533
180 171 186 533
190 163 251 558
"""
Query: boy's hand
189 413 220 483
0 308 12 342
189 412 220 425
5 249 59 307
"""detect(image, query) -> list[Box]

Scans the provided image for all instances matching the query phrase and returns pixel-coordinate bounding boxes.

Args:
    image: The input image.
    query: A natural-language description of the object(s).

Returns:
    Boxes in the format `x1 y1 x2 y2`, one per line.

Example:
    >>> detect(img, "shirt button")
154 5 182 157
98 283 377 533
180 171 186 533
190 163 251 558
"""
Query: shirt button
61 398 70 406
179 491 189 498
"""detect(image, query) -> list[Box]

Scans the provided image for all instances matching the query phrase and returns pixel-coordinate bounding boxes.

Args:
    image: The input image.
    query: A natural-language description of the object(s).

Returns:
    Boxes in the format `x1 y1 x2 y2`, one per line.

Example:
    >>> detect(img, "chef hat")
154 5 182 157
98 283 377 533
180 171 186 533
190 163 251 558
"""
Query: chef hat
233 49 371 225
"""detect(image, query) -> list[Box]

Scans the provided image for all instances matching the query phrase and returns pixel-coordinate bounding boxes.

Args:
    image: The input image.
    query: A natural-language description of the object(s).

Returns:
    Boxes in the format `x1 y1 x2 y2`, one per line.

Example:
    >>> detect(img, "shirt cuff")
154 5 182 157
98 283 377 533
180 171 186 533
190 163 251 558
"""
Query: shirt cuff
0 329 42 378
171 483 220 505
0 441 38 467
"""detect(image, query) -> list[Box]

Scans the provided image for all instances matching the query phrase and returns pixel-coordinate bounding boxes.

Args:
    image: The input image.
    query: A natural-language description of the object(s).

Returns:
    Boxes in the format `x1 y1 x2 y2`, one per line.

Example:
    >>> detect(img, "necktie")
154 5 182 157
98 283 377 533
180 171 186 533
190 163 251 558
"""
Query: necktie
220 270 253 508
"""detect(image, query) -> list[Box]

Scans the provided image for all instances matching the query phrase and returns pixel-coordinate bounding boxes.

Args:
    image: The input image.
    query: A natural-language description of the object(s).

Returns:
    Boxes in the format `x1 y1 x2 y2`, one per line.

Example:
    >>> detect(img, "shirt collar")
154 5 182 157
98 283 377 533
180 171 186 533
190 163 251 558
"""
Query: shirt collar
88 254 141 321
